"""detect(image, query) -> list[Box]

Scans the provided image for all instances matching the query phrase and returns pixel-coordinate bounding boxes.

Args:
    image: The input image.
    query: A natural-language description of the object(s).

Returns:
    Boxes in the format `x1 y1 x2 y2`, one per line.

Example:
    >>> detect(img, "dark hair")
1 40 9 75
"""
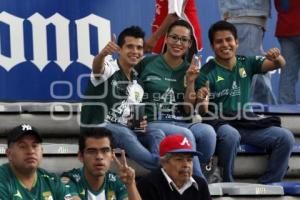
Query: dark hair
166 19 195 62
167 19 193 39
208 20 238 45
117 26 145 47
79 127 115 153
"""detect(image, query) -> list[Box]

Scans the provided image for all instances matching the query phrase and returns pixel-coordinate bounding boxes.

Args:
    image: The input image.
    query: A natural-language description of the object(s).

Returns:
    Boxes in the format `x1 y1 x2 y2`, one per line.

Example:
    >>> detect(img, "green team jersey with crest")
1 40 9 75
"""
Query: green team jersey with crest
0 163 71 200
61 168 128 200
81 68 143 127
135 55 190 122
195 55 265 113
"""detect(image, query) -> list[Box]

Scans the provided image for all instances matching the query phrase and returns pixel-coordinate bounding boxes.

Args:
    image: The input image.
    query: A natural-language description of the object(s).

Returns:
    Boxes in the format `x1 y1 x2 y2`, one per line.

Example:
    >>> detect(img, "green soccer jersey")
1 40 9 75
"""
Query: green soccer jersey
0 163 71 200
195 55 265 113
81 68 143 127
135 55 190 122
61 168 128 200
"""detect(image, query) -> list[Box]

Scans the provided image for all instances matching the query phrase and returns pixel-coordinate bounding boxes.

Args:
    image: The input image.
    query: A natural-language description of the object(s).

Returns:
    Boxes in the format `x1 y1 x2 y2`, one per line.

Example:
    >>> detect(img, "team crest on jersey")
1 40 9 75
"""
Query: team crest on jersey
42 191 53 200
107 190 116 200
255 56 265 62
108 173 117 182
13 190 22 198
239 68 247 78
72 173 81 182
216 76 224 82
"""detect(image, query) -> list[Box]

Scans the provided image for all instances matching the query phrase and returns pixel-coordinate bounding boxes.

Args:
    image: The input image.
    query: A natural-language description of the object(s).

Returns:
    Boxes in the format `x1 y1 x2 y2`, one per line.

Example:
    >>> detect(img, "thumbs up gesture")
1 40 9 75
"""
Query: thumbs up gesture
99 33 120 57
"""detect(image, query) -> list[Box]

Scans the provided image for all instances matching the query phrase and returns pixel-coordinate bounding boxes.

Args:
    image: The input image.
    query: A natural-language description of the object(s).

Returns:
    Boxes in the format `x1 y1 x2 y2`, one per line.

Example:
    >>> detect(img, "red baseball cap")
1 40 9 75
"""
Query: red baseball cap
159 135 202 157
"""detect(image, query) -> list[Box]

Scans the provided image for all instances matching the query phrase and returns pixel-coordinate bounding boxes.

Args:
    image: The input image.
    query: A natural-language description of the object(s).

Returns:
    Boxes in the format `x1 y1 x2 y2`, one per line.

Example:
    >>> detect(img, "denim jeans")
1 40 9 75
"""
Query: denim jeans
234 23 277 105
278 36 300 104
217 124 295 183
148 121 217 178
105 123 165 171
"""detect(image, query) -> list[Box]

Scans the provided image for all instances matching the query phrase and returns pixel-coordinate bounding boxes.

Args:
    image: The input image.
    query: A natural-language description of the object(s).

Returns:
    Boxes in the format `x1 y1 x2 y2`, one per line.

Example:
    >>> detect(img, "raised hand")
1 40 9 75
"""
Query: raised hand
99 33 120 57
197 81 210 101
92 33 120 75
186 54 201 84
144 36 156 53
113 150 136 186
196 81 210 114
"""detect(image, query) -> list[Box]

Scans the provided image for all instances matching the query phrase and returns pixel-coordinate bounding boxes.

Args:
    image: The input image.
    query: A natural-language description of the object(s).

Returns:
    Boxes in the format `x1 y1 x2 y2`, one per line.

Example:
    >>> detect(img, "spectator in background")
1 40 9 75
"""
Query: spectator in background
137 135 211 200
135 20 216 179
81 26 165 171
0 124 73 199
145 0 203 62
218 0 278 105
275 0 300 104
194 20 295 183
61 127 141 200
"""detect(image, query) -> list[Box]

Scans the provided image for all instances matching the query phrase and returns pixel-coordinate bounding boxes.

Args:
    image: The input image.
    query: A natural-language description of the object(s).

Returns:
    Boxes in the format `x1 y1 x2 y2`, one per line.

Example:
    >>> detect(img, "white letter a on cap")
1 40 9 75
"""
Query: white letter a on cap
180 137 190 147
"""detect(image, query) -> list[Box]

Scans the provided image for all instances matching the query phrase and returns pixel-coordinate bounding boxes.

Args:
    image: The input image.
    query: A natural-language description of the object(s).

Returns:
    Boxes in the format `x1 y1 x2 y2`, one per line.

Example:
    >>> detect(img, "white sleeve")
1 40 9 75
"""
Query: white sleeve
168 0 186 18
90 56 119 86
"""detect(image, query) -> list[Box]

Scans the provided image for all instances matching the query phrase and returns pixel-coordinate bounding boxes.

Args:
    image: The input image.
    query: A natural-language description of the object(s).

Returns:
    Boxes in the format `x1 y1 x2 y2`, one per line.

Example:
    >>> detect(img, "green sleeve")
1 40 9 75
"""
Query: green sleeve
248 56 265 75
115 177 128 200
80 79 107 126
55 178 75 199
195 70 209 90
0 182 9 199
60 176 81 197
0 167 10 199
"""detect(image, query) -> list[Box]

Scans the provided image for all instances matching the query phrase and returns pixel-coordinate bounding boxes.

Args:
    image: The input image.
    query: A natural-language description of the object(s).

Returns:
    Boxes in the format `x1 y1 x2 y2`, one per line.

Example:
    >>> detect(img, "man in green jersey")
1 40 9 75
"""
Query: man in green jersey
81 26 164 171
0 124 72 199
193 20 295 183
61 127 141 200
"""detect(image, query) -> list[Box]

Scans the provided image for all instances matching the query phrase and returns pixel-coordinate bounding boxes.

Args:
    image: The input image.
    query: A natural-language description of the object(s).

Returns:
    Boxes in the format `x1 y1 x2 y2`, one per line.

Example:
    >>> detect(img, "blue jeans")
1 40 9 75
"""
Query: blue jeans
148 121 216 178
217 124 294 183
105 123 165 171
234 23 277 105
278 36 300 104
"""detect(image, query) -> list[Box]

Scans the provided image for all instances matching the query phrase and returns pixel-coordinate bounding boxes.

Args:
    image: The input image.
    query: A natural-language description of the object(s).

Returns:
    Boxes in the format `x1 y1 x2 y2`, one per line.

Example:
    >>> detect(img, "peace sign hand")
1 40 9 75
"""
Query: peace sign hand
186 54 201 84
113 150 136 186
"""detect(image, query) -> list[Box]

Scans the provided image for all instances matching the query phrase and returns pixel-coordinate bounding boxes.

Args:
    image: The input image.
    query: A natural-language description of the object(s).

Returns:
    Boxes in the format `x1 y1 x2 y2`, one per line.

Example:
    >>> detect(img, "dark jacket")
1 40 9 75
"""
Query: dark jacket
137 168 211 200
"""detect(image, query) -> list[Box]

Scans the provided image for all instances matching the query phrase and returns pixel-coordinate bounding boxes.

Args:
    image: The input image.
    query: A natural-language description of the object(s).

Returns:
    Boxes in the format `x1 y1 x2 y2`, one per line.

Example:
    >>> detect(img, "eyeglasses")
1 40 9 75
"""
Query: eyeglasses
84 147 112 156
167 34 191 45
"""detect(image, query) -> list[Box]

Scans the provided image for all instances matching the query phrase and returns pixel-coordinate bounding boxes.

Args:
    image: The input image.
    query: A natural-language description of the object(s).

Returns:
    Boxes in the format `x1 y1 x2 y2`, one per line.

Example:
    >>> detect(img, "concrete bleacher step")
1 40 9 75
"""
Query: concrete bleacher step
209 182 284 196
0 142 299 180
0 102 300 196
0 102 81 137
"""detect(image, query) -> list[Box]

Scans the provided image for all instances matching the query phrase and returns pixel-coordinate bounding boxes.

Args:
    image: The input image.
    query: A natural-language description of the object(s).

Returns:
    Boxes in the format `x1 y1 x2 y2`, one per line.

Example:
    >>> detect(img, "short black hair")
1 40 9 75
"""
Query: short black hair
167 19 193 39
117 26 145 47
79 127 115 153
208 20 238 45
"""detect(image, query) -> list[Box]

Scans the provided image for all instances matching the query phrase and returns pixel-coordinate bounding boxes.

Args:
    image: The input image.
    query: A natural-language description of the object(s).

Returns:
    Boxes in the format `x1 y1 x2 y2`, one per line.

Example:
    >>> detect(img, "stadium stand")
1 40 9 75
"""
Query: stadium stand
0 102 300 199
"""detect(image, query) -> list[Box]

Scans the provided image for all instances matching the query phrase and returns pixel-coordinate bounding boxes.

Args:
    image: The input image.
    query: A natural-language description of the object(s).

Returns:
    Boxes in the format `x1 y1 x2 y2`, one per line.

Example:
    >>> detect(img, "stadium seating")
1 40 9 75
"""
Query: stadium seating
0 102 300 199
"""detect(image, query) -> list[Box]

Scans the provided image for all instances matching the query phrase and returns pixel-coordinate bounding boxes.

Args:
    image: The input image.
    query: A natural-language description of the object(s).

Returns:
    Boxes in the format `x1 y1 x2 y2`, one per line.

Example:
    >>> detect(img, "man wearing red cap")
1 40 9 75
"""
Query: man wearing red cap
137 135 211 200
